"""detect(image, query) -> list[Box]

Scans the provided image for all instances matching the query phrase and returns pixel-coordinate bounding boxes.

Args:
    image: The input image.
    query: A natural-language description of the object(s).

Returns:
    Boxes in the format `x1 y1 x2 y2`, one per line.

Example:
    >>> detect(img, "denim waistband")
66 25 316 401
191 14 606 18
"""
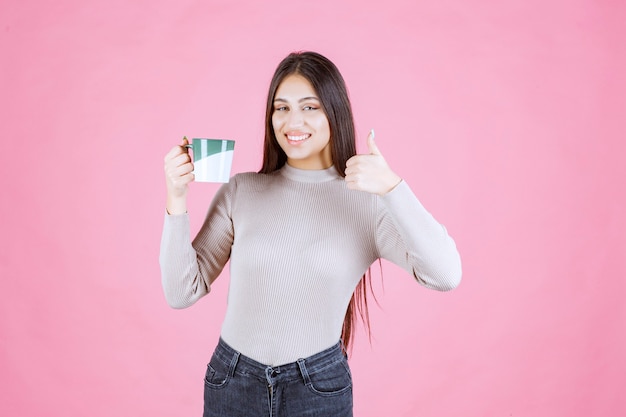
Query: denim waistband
212 337 346 384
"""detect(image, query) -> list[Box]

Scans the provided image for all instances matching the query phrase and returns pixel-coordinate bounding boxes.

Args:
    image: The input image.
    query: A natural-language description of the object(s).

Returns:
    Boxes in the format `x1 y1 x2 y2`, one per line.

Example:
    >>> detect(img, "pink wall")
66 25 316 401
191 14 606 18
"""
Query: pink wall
1 0 625 415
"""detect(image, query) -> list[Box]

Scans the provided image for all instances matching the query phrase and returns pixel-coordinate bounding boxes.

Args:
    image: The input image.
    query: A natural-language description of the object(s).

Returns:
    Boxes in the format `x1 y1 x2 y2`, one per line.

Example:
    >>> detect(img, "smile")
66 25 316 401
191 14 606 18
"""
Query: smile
287 134 311 142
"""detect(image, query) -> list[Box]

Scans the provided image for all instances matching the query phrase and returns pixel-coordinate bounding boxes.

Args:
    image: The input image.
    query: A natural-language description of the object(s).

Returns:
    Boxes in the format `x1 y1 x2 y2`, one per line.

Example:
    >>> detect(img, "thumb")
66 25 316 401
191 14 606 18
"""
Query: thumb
367 129 381 155
181 136 191 154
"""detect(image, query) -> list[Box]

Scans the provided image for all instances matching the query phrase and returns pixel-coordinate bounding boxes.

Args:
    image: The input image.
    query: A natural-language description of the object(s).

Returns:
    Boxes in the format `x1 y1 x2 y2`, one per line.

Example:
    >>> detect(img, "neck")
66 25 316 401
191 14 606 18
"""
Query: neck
280 164 339 183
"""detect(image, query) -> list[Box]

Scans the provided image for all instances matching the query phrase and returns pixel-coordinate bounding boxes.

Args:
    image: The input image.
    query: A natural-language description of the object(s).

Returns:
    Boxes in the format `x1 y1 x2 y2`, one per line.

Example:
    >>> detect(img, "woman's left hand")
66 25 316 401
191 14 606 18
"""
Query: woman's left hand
345 130 402 196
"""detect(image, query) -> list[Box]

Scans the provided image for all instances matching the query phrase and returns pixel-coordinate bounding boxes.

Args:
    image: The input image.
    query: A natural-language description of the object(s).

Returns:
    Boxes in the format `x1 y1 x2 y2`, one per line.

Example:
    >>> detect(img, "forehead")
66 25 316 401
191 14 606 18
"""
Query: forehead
274 74 318 100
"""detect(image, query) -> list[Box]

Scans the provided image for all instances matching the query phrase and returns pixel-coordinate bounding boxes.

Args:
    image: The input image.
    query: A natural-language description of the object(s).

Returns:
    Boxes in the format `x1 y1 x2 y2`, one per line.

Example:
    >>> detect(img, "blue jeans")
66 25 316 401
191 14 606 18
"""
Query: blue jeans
203 338 353 417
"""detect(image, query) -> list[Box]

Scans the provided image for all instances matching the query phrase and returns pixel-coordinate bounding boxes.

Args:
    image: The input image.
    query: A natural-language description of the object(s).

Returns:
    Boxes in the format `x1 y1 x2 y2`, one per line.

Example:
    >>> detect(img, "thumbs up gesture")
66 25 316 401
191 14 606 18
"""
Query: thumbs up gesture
345 130 402 195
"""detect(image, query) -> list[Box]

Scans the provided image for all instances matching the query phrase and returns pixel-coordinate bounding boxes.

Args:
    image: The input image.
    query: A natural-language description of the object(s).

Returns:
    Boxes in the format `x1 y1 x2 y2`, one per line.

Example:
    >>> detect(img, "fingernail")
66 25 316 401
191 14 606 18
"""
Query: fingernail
370 129 375 139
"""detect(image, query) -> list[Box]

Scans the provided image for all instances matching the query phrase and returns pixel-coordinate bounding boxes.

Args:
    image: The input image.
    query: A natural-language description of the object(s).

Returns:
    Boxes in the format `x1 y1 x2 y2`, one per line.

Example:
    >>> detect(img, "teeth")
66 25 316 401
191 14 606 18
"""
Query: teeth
287 134 310 141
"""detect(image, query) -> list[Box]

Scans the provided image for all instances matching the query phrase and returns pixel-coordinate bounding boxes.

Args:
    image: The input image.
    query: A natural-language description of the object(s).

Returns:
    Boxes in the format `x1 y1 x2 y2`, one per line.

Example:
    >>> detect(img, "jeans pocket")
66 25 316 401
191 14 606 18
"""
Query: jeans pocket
204 356 232 389
305 358 353 397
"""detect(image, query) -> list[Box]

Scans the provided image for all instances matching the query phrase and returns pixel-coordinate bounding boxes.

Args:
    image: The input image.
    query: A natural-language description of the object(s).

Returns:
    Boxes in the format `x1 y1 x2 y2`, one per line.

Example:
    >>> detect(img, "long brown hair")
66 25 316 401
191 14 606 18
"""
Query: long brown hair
259 51 372 351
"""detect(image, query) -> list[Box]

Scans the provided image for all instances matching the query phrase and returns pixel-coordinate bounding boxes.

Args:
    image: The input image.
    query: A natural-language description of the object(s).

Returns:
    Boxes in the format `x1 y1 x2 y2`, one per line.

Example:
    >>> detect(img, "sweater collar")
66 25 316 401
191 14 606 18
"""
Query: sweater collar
280 164 340 183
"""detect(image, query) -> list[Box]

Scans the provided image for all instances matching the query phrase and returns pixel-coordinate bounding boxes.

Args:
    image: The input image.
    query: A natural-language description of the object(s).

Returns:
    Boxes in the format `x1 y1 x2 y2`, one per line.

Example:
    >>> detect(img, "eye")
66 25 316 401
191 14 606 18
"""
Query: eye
274 106 288 111
303 105 318 111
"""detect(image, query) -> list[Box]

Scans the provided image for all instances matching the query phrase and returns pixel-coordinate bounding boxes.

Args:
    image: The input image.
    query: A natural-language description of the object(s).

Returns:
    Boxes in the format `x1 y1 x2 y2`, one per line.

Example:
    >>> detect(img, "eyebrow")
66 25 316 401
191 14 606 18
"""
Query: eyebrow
273 96 320 103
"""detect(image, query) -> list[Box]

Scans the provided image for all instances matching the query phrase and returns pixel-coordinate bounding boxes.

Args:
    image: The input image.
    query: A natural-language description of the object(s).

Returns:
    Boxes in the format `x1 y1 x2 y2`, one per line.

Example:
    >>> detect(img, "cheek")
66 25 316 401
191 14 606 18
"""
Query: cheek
315 115 331 136
272 116 286 147
315 113 330 130
272 112 287 126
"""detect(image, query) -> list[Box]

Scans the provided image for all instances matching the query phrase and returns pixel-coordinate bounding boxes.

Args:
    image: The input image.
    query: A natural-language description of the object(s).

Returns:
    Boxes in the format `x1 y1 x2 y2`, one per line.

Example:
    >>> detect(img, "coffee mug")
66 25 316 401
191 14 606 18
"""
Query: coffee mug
185 138 235 183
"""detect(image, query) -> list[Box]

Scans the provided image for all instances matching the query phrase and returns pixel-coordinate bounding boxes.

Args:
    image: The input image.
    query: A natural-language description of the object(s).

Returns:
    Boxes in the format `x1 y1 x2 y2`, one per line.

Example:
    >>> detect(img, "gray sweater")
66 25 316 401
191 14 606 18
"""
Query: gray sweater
160 164 461 366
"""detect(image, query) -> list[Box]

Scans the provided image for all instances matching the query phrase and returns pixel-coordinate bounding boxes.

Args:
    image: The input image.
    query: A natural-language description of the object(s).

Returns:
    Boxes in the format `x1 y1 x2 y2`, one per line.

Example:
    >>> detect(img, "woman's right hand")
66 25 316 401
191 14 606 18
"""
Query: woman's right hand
164 137 194 214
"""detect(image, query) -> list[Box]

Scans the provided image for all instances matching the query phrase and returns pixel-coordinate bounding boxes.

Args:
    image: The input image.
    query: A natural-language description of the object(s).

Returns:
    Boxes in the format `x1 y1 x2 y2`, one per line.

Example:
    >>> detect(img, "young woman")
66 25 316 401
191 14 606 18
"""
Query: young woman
160 51 462 417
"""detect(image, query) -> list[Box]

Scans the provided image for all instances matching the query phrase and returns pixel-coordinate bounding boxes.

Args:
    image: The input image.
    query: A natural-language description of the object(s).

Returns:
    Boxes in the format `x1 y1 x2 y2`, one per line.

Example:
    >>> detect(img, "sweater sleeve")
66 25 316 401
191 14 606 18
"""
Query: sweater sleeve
159 179 236 308
375 180 462 291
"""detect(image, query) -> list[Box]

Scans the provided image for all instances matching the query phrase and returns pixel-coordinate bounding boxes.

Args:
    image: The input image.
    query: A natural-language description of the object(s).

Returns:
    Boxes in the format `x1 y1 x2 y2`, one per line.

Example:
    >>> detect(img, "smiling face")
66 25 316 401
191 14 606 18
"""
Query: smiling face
271 74 332 170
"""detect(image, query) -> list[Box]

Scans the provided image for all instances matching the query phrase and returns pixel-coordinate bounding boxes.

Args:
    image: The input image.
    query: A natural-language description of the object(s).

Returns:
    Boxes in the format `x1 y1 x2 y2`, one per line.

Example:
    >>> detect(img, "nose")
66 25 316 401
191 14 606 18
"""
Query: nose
286 109 304 128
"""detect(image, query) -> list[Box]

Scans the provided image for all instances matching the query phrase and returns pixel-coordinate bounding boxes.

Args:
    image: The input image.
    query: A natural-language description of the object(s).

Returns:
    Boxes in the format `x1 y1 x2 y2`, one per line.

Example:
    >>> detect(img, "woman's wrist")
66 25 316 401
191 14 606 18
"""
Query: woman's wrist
378 172 402 196
166 194 188 215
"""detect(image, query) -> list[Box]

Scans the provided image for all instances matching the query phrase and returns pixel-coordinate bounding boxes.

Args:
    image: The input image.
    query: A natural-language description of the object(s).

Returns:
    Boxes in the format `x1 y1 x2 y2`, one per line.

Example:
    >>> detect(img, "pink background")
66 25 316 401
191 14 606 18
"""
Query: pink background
1 0 625 416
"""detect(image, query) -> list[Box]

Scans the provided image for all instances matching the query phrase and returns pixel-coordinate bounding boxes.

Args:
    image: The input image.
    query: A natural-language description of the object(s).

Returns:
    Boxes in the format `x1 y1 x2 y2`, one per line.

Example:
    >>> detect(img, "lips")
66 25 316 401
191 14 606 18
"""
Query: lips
286 133 311 142
284 132 312 145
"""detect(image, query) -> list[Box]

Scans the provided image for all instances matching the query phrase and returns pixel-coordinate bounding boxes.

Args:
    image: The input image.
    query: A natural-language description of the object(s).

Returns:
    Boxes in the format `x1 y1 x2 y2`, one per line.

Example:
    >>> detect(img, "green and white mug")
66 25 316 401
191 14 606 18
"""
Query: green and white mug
185 138 235 183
